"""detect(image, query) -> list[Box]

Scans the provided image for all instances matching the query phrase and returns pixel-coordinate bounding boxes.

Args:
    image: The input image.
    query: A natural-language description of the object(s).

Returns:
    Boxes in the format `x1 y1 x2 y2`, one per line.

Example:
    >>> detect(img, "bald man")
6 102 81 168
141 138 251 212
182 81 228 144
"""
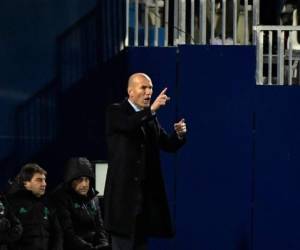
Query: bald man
104 73 187 250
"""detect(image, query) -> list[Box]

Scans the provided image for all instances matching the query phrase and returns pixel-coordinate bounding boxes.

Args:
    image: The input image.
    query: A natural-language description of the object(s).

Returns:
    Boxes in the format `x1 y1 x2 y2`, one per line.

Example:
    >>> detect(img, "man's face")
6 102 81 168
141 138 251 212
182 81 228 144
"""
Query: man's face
71 177 90 196
24 173 46 197
128 77 153 109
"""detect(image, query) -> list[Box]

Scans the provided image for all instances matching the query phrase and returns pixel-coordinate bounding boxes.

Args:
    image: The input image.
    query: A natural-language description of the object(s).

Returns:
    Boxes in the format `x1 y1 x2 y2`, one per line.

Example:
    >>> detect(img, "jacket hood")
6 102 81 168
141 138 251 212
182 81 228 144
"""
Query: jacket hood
64 157 95 184
6 179 25 195
7 183 44 201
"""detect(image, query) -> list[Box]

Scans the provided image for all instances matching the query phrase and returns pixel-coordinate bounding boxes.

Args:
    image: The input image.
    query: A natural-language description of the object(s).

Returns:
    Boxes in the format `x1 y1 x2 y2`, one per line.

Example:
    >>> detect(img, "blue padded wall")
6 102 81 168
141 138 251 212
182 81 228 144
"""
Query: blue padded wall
125 45 300 250
254 87 300 250
125 46 256 250
175 45 255 250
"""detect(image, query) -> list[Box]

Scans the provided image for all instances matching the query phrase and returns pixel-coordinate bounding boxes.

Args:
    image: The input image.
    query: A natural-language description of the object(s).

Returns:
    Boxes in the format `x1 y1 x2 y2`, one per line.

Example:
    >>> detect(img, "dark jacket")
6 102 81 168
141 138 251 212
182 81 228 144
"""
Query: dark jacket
7 186 62 250
0 194 22 250
104 100 185 237
51 157 109 250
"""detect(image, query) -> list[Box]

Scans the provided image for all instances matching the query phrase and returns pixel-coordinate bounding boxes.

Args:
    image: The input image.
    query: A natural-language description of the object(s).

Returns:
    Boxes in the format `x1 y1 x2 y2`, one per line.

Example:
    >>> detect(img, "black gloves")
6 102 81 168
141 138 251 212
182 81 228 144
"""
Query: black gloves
0 217 11 232
93 245 111 250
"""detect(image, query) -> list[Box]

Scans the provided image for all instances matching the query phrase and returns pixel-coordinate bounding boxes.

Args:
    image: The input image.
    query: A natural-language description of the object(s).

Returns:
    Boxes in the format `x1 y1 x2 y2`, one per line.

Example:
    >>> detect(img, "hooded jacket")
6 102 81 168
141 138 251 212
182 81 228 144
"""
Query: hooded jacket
51 157 109 250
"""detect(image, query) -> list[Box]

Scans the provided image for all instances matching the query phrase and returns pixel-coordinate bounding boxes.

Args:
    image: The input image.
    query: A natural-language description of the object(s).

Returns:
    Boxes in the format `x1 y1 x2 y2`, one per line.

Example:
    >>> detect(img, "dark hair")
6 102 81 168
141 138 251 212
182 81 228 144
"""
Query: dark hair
16 163 47 185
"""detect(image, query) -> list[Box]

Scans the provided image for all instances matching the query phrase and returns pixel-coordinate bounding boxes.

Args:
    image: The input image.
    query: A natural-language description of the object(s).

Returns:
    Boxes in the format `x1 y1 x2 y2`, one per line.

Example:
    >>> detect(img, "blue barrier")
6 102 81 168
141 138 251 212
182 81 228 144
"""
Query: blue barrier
254 87 300 250
125 45 256 250
176 45 255 250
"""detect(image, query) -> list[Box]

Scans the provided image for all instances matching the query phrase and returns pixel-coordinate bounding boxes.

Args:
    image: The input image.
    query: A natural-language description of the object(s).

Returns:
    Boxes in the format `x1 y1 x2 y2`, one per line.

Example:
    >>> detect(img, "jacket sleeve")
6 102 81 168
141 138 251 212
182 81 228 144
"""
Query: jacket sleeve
92 197 109 248
106 104 155 134
0 198 23 244
48 210 63 250
157 120 186 153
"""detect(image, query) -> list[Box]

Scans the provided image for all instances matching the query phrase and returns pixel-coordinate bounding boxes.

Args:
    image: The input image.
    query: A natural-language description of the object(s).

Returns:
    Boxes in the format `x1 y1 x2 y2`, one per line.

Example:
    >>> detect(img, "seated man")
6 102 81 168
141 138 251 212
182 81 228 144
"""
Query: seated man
51 157 110 250
7 163 62 250
0 193 23 250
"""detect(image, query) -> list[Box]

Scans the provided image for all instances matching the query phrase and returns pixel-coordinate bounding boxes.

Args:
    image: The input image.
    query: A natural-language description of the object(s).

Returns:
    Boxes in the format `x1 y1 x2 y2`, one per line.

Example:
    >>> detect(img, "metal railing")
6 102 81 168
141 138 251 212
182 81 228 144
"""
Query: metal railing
15 80 59 158
57 9 99 91
125 0 260 46
56 0 300 87
254 25 300 85
57 0 126 91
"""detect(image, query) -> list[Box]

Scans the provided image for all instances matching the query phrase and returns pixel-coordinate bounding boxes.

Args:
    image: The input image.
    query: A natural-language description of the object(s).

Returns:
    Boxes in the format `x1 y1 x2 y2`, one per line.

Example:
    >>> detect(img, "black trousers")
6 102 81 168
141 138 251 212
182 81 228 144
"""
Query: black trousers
111 214 148 250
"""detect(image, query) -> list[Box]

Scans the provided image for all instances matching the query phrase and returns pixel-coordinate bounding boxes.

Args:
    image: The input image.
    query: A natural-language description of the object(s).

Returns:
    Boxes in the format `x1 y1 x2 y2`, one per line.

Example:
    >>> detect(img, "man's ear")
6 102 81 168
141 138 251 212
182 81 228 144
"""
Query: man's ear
23 181 29 189
128 88 132 98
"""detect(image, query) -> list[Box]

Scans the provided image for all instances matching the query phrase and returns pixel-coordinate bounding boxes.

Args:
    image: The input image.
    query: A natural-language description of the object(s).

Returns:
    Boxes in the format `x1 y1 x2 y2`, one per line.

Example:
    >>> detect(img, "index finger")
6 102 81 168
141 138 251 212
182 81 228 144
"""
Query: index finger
159 87 168 96
175 118 185 125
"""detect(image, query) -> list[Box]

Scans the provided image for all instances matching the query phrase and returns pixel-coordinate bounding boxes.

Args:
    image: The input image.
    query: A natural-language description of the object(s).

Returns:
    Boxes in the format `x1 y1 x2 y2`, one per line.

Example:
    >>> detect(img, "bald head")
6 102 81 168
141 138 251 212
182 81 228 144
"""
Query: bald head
127 73 153 109
127 73 152 90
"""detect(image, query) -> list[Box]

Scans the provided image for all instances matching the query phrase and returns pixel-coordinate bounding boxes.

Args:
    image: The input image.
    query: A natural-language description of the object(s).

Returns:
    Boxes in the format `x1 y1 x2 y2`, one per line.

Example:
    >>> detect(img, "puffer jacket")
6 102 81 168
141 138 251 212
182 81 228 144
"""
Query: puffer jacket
51 157 109 250
0 194 22 250
7 186 63 250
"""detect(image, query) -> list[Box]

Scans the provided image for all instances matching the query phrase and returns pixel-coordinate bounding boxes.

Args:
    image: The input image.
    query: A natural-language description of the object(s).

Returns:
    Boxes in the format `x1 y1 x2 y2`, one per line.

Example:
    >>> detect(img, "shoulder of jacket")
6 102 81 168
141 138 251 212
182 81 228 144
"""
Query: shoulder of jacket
109 102 124 109
107 101 130 113
52 188 72 205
